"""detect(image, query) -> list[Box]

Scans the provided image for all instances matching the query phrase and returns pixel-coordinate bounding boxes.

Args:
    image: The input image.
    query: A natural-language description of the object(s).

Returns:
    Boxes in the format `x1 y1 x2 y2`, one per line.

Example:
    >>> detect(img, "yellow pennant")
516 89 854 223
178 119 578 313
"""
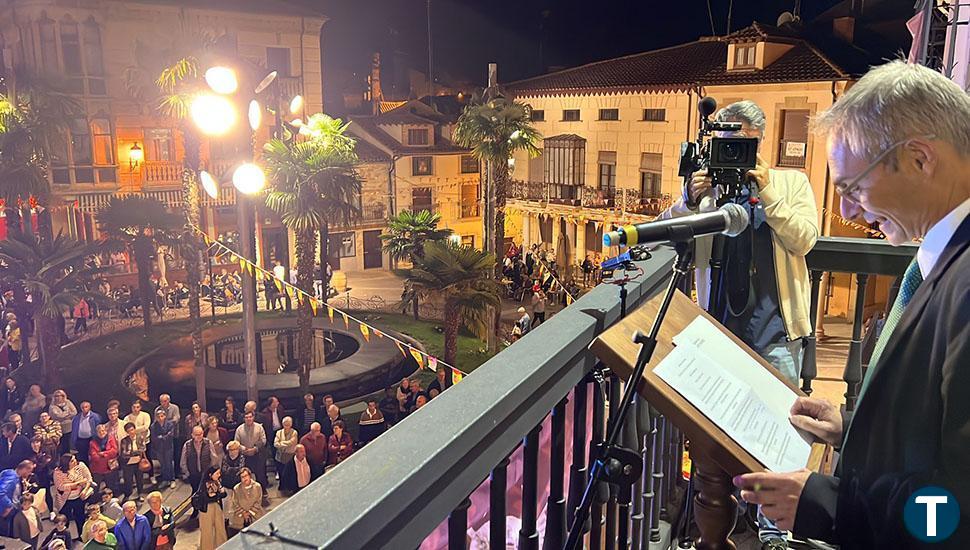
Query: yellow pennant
396 341 407 357
359 324 370 342
341 312 349 329
566 293 574 305
310 298 319 316
274 278 283 293
327 306 334 322
238 258 247 273
202 234 211 246
409 348 425 369
452 369 464 384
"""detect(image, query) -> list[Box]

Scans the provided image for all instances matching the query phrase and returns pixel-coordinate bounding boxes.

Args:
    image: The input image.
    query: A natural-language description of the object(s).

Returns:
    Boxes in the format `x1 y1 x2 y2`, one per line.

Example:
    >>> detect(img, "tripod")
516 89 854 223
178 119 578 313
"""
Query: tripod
564 233 695 550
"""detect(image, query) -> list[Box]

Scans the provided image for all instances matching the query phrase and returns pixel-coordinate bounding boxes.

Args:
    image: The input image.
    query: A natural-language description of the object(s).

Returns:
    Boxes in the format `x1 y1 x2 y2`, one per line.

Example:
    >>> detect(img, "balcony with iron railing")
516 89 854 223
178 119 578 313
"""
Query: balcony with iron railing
509 180 673 216
222 236 914 549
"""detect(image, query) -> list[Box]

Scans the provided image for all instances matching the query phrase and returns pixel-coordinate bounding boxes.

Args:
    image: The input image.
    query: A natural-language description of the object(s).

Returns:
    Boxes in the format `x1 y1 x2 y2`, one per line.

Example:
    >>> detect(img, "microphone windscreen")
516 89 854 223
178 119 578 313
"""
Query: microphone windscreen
698 96 717 117
720 203 750 237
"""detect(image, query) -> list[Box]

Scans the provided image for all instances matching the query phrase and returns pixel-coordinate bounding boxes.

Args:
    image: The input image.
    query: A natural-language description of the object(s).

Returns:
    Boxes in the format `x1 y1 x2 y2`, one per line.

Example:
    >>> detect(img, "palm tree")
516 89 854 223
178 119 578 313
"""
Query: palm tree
263 114 362 391
453 96 541 265
0 233 105 384
407 241 501 366
96 196 181 335
381 210 453 319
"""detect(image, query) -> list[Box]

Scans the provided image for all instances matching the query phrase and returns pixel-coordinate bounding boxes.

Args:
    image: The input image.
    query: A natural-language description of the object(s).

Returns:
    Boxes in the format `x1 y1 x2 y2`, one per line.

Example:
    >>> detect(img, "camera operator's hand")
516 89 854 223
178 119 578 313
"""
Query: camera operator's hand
689 169 713 203
747 154 771 189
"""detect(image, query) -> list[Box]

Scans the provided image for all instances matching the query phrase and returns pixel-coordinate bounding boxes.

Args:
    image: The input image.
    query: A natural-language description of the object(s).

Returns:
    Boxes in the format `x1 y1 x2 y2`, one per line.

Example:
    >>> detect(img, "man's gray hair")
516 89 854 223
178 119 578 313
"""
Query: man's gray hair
814 60 970 161
715 100 767 134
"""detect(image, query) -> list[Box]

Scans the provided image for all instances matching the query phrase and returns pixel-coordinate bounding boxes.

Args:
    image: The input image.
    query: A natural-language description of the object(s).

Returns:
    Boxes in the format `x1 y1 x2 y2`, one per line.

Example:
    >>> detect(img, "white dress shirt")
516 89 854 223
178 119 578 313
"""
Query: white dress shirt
917 197 970 279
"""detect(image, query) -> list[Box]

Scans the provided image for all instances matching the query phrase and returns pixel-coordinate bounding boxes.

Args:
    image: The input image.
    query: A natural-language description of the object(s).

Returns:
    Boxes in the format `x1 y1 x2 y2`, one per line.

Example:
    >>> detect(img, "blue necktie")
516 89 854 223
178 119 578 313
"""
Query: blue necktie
858 258 923 400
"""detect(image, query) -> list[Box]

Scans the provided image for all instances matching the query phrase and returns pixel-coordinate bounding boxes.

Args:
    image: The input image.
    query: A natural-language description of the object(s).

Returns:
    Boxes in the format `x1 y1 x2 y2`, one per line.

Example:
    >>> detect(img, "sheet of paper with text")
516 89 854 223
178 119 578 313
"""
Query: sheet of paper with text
653 316 812 472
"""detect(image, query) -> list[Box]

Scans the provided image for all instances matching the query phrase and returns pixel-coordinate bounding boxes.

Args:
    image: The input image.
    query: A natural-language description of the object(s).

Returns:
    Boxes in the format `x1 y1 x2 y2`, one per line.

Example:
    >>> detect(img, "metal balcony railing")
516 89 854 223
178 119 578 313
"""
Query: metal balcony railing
509 180 671 213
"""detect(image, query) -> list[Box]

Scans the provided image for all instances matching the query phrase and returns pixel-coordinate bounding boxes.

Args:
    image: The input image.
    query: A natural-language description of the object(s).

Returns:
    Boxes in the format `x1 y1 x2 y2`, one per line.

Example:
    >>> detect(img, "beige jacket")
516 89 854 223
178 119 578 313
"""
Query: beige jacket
660 168 818 340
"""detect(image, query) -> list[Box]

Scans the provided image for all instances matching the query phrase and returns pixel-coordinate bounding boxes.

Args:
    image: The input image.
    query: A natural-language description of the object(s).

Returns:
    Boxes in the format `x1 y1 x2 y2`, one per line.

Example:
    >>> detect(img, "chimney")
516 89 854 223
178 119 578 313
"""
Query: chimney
370 52 383 116
832 16 855 44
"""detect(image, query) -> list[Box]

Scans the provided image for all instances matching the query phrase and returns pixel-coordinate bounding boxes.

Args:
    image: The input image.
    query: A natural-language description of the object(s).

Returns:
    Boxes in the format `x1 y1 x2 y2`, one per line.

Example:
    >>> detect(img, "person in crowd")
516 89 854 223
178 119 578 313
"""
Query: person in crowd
6 413 23 436
12 492 42 548
104 408 124 446
219 397 241 440
514 307 531 341
119 423 146 501
203 416 227 465
326 420 353 470
1 377 24 417
296 393 320 435
379 387 399 427
220 441 245 491
273 417 298 491
72 401 101 464
530 286 547 327
84 520 117 550
233 411 267 498
228 466 262 536
427 366 452 396
180 426 211 497
88 425 119 496
27 436 54 517
21 385 47 434
282 444 315 494
52 453 93 538
122 403 150 444
113 501 150 550
33 412 61 458
260 396 285 481
82 503 116 544
321 395 335 414
195 466 227 549
298 422 327 474
320 404 342 439
357 400 385 446
143 491 174 550
41 513 72 550
428 388 440 400
47 390 76 456
149 410 175 490
414 394 428 411
405 381 424 413
4 321 22 371
0 460 34 536
99 489 123 523
395 379 411 419
183 402 207 436
581 255 593 286
735 61 970 548
153 395 180 472
0 421 32 470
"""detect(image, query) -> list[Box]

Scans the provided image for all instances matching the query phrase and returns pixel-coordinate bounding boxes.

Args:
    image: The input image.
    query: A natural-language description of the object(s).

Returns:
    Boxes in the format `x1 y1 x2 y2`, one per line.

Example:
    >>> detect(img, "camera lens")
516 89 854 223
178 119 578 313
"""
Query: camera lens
722 143 740 161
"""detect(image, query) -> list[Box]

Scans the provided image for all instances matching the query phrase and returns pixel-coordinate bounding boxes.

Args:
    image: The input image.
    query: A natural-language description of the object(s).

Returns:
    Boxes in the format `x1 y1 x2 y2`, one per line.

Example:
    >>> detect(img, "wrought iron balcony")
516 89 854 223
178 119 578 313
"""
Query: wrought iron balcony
221 236 912 550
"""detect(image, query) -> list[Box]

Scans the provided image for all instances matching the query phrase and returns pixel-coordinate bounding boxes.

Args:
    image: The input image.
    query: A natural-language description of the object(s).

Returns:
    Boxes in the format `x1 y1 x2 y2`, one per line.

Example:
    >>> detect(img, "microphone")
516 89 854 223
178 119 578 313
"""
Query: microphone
603 203 749 248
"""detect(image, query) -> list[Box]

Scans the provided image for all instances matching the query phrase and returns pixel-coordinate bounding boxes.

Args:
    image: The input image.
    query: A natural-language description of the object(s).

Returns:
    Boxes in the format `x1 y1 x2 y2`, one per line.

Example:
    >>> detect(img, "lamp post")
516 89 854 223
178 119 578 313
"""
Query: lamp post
233 162 265 401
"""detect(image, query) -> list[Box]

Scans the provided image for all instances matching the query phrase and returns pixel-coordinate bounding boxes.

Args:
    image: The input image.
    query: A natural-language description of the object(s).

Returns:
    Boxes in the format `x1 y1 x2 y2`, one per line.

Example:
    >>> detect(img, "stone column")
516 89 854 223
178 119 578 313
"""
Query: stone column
522 213 533 250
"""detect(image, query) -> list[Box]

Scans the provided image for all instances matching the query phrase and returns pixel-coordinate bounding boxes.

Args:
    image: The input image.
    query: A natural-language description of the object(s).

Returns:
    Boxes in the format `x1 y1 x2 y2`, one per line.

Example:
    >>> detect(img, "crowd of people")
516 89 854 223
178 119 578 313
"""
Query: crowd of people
0 373 454 550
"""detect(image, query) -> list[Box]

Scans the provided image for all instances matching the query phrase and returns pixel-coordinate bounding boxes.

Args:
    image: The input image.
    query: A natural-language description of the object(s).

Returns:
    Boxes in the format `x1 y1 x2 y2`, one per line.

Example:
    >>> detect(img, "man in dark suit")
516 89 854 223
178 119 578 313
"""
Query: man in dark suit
0 422 31 471
735 60 970 548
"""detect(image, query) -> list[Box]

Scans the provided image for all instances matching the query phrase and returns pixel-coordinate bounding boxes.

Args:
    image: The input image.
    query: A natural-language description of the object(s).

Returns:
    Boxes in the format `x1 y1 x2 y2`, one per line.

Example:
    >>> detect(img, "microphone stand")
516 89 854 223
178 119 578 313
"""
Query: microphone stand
564 228 695 550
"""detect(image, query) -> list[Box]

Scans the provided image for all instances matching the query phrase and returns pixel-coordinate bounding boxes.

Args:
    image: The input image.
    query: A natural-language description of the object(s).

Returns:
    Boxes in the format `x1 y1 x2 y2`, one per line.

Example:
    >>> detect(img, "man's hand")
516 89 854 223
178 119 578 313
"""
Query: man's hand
733 469 812 531
747 154 771 190
689 169 712 203
789 397 842 446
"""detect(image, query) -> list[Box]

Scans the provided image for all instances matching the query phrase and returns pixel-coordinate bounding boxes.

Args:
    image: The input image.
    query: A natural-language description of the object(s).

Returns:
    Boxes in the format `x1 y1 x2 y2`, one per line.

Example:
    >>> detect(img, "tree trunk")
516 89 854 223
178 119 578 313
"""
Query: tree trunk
319 222 331 293
493 159 508 271
443 299 461 367
132 236 154 335
35 315 61 386
295 228 317 393
181 123 206 409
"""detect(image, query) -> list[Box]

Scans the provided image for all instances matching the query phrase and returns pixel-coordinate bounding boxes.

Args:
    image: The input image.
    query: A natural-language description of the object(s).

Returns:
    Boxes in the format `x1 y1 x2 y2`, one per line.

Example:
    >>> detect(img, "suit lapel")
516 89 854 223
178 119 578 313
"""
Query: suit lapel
854 215 970 409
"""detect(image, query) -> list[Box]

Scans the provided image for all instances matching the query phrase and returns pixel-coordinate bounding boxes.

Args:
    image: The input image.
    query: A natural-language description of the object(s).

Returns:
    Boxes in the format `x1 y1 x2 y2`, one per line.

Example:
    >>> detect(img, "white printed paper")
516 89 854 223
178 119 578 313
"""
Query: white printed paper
654 317 812 472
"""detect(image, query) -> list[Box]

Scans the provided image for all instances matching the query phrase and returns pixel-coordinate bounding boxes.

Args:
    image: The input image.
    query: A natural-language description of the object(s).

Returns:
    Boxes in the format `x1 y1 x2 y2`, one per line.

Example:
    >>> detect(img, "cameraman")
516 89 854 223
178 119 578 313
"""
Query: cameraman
661 100 819 549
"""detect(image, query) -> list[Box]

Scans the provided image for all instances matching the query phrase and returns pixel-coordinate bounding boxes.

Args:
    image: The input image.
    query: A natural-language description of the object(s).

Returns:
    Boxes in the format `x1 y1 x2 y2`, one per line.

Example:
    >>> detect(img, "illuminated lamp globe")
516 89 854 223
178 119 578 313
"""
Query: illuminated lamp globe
232 163 266 195
248 100 262 131
289 95 304 115
199 170 219 199
191 94 237 136
204 66 238 94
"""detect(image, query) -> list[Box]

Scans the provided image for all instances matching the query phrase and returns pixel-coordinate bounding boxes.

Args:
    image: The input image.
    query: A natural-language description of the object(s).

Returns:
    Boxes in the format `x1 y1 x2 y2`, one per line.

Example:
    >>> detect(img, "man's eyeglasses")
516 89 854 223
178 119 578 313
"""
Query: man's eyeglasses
835 134 935 202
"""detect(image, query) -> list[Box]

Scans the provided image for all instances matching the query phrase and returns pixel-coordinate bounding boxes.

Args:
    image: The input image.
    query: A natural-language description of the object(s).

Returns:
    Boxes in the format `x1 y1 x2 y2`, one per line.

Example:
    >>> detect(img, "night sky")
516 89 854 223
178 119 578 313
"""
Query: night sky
316 0 855 87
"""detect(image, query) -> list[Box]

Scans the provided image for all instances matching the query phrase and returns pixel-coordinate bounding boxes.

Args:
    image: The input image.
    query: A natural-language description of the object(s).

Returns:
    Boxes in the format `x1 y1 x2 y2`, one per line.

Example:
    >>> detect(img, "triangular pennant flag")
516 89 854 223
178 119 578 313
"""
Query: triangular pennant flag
202 234 211 246
452 369 463 384
274 278 284 293
374 329 384 339
566 293 574 305
238 257 247 273
428 356 438 371
327 306 334 323
396 341 407 357
310 298 319 316
409 348 425 369
341 312 349 329
359 324 370 342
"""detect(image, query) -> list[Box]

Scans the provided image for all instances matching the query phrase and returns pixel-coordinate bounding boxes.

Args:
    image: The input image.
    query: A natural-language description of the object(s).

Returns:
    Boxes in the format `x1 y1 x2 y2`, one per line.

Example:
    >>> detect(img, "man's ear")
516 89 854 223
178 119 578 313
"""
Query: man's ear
904 137 938 178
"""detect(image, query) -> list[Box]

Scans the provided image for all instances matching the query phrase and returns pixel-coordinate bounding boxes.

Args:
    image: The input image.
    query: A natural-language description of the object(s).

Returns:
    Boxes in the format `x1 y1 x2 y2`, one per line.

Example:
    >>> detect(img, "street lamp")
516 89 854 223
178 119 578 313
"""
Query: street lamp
128 143 143 171
204 66 238 95
190 94 237 136
232 163 266 195
199 170 219 199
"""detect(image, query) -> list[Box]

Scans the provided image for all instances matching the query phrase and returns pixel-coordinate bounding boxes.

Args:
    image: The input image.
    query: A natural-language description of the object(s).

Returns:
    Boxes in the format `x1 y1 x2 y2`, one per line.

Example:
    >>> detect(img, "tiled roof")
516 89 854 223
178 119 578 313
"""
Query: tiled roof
545 134 587 142
508 26 853 96
379 101 408 114
133 0 326 18
349 117 469 156
353 137 391 163
723 22 798 43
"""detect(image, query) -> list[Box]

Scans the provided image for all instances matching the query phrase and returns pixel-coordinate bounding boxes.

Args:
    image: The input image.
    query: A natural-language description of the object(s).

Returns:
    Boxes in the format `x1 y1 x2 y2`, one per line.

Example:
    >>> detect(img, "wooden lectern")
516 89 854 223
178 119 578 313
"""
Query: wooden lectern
591 289 828 550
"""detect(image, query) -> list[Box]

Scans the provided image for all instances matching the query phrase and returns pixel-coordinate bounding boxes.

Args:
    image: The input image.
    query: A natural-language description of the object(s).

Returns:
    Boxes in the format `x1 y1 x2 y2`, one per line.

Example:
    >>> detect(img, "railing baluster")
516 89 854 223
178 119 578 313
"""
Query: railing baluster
668 425 680 504
448 497 471 550
519 424 542 550
589 374 607 550
617 396 638 550
567 381 588 519
647 409 662 543
544 397 568 549
844 273 869 411
802 269 824 395
656 417 669 522
490 456 509 550
604 376 622 550
631 398 650 550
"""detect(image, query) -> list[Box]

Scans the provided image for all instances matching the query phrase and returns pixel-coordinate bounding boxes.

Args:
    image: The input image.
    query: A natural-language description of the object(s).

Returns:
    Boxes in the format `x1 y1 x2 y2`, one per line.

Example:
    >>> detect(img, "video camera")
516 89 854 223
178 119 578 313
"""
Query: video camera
678 97 759 209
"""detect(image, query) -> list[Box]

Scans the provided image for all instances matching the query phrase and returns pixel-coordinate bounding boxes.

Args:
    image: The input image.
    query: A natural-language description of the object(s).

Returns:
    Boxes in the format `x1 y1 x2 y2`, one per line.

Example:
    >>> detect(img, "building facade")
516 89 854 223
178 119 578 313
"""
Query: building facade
0 0 325 264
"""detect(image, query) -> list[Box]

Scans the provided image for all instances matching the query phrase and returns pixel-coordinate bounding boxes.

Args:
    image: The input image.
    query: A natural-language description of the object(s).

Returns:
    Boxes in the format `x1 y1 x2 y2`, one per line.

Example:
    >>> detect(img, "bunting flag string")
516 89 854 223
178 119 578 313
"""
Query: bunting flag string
188 223 469 377
823 209 888 239
533 257 580 305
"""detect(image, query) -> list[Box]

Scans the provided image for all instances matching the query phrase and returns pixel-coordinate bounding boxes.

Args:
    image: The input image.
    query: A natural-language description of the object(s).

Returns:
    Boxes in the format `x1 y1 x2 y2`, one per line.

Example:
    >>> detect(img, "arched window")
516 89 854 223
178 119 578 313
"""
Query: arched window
37 14 58 72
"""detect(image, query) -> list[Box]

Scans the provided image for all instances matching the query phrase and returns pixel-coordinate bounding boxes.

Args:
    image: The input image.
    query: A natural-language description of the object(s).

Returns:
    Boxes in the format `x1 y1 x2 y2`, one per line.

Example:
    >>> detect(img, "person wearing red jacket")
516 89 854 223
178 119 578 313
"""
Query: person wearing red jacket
326 420 353 470
88 425 119 496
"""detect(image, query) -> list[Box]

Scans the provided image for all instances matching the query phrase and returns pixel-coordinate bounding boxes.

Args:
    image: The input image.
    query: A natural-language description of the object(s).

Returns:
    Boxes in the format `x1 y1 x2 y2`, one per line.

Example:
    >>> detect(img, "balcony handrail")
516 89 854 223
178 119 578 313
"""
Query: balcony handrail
221 248 677 550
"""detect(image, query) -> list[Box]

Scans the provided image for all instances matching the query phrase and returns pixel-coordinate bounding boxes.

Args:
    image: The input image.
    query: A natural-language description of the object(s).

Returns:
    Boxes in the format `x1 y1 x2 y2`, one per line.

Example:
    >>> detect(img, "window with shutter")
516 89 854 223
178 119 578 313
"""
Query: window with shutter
639 153 663 197
778 109 810 168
